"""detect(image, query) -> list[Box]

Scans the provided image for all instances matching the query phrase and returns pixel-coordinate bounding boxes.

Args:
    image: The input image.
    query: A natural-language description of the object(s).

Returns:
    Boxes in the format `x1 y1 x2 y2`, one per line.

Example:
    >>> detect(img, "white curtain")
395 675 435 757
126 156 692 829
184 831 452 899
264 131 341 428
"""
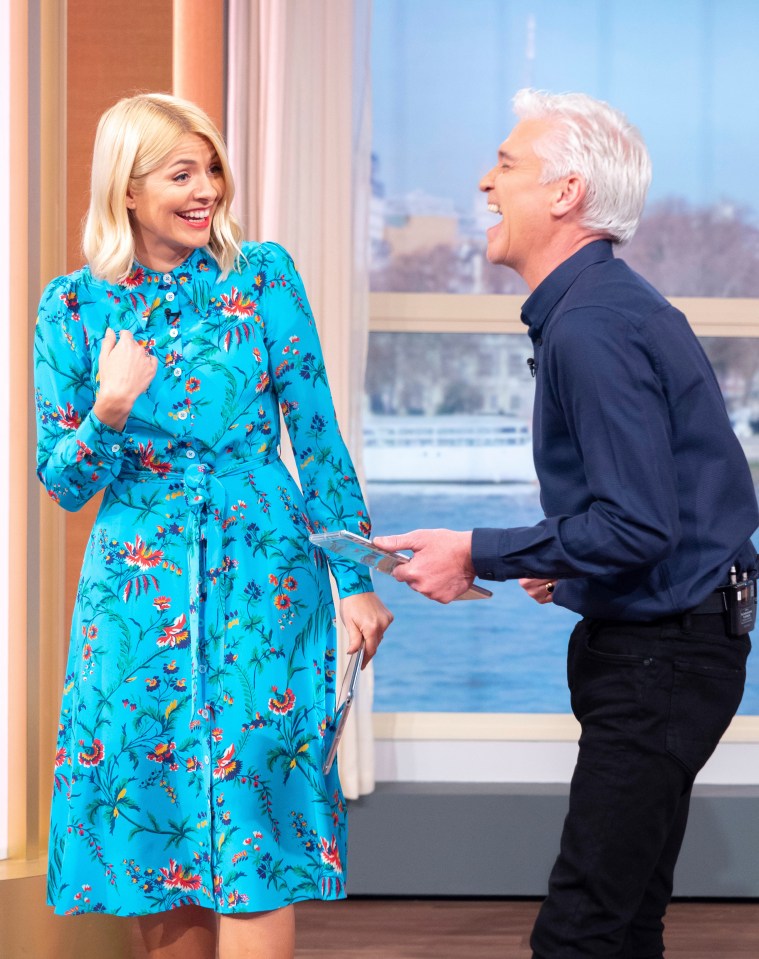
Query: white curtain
226 0 375 798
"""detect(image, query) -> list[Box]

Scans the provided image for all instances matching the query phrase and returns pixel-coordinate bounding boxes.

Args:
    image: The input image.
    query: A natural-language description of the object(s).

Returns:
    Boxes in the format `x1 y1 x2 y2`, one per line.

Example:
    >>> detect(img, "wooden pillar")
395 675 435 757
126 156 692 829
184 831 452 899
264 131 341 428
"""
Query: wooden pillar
173 0 226 133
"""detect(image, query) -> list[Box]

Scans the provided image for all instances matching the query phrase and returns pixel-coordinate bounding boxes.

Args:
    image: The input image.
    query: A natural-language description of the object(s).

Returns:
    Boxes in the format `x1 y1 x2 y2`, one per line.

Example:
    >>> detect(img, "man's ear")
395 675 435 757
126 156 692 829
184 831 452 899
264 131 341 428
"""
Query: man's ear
550 174 585 219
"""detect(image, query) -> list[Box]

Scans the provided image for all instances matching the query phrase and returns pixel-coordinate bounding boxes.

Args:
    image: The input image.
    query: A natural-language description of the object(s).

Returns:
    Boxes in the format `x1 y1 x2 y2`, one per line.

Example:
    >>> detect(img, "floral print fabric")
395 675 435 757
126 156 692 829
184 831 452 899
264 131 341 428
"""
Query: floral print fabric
35 242 373 916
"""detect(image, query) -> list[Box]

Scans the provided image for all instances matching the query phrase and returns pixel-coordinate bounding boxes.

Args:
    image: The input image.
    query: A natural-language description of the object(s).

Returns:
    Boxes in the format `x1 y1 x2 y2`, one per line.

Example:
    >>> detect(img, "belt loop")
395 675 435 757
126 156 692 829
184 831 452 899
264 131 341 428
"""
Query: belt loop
681 612 692 631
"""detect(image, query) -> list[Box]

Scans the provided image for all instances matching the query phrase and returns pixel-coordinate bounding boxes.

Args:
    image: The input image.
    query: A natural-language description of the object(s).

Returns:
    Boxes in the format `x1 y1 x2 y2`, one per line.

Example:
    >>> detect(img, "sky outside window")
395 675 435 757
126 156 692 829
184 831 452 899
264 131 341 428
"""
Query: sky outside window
372 0 759 218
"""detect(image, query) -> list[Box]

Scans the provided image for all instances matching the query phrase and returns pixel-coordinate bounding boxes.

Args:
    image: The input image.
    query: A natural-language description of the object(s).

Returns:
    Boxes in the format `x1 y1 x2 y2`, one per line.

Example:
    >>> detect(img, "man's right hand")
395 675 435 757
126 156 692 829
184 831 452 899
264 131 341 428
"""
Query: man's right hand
373 528 476 604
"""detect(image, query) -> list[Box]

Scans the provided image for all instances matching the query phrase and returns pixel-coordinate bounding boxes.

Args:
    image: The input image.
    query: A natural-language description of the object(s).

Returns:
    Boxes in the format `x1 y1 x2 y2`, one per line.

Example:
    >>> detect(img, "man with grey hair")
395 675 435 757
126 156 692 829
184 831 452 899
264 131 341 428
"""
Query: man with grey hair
376 89 757 958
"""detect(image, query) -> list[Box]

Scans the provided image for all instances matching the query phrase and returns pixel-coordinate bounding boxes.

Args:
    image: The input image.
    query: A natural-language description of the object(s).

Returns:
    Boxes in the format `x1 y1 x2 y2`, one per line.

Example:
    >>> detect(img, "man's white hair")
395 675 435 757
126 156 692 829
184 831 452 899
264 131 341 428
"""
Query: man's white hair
513 88 652 244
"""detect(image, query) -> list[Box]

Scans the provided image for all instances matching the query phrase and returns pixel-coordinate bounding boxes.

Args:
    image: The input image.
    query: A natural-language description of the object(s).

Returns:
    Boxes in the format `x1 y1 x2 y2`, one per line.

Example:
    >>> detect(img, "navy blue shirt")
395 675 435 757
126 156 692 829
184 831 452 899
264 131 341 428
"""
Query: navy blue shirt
472 240 758 620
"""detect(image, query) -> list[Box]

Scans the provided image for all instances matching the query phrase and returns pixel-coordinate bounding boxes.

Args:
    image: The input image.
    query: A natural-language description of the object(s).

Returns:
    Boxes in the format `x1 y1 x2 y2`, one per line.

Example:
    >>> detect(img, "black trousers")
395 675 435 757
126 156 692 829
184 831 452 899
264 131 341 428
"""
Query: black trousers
531 612 750 959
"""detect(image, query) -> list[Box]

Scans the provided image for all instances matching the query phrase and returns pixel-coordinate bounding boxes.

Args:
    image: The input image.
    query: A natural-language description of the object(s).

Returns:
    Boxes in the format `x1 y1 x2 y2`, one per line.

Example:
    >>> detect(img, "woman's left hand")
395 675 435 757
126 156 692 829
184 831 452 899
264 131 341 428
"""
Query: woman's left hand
339 592 394 666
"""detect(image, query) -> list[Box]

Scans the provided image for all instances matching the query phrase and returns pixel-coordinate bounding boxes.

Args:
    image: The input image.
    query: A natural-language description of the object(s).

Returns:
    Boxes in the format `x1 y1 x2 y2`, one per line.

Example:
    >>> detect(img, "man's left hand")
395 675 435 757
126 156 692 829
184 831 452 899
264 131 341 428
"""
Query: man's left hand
519 577 557 604
373 529 475 604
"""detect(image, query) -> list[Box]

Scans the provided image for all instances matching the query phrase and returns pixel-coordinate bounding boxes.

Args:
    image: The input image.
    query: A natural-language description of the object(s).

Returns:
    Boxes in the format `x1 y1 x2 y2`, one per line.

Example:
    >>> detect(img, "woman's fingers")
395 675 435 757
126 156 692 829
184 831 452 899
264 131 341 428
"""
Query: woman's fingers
339 593 394 665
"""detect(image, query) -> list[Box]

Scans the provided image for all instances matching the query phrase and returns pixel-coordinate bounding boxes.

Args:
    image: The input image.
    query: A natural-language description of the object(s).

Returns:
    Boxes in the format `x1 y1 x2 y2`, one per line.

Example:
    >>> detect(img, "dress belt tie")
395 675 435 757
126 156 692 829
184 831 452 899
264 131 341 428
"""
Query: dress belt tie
182 448 280 717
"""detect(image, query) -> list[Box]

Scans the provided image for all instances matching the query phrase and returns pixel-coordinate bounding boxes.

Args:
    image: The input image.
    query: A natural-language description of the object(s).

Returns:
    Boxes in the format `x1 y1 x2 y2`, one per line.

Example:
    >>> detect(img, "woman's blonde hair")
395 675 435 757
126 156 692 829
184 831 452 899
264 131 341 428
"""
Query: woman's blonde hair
83 93 244 283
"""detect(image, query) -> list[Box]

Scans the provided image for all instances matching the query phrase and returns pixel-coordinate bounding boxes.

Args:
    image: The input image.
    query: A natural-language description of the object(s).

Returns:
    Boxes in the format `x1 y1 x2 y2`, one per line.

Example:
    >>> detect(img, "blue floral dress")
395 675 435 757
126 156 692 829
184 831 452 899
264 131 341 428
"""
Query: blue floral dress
34 242 373 916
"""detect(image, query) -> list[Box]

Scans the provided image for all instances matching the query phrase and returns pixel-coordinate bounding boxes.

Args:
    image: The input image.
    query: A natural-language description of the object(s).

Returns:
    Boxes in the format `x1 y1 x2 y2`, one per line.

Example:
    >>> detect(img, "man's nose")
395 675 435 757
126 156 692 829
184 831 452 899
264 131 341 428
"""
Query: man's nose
479 167 495 193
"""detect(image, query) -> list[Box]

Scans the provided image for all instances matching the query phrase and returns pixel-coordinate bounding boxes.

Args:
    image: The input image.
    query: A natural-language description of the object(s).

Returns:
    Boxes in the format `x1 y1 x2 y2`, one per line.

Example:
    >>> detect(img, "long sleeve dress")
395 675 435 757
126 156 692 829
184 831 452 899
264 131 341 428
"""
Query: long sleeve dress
34 241 373 916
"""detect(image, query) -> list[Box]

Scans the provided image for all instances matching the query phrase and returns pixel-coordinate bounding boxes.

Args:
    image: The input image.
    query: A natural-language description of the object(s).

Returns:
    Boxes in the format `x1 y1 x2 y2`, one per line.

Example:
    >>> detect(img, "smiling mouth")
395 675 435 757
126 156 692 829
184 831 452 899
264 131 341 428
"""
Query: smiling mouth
177 209 212 224
487 202 501 215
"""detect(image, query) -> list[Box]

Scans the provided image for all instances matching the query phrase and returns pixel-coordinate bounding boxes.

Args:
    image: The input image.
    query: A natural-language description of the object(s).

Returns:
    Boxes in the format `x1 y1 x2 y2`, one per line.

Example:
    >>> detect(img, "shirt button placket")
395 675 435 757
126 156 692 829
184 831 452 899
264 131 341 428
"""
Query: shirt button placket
163 271 187 432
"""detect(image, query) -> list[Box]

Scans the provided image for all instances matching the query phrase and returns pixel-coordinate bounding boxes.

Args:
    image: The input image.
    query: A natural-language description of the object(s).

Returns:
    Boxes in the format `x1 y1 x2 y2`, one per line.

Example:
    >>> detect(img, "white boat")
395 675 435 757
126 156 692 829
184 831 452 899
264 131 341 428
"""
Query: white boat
363 414 537 484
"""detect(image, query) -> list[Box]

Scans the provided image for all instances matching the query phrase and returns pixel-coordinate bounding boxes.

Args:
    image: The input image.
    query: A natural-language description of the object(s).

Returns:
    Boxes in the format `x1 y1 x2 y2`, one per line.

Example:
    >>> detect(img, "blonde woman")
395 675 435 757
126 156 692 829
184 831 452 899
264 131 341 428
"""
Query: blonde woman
35 93 392 959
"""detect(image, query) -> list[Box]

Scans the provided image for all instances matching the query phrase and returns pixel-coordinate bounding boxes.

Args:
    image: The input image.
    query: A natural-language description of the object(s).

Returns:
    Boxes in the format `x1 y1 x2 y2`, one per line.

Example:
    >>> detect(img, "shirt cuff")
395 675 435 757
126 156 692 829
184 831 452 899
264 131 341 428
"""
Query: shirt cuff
333 563 374 599
471 527 508 581
84 410 134 457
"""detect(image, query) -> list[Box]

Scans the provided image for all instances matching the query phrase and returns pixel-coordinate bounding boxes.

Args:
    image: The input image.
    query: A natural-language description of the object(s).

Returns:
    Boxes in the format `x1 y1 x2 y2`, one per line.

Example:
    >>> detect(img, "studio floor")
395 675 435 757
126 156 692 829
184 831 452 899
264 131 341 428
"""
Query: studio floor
294 898 759 958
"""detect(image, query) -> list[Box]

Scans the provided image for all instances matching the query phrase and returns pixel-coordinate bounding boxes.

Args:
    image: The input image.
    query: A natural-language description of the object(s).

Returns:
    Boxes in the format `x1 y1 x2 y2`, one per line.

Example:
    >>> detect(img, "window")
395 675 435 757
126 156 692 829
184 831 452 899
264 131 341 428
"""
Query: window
366 0 759 724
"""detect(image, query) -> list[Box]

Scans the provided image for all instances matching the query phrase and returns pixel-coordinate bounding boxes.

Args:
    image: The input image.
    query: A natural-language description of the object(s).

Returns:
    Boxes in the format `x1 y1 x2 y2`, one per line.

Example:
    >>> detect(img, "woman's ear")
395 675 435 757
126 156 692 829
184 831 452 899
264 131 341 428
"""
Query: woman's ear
125 188 137 211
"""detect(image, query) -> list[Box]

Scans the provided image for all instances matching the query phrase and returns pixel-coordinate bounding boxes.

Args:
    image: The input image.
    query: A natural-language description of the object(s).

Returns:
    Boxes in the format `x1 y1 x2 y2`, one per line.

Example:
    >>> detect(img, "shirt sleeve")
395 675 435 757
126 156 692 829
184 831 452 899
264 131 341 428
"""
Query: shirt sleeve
259 243 374 598
34 273 131 512
472 306 681 581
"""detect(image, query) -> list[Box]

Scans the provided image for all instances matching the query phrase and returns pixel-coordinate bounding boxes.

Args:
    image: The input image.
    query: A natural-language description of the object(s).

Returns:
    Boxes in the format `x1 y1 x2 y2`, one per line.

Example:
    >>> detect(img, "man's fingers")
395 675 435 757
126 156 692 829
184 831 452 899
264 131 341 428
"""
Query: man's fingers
391 562 413 584
519 577 556 604
374 533 417 553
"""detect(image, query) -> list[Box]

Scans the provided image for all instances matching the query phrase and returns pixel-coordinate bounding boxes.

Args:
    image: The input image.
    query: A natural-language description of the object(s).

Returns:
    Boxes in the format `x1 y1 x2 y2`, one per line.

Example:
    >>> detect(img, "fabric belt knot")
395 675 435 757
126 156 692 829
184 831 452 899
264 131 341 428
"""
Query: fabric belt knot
181 447 280 717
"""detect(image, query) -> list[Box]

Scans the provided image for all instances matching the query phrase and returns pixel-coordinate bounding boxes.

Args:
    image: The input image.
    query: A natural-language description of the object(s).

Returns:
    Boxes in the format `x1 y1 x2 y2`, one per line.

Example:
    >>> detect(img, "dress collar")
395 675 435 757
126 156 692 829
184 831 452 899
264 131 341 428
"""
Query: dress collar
121 247 215 288
116 248 219 327
520 239 614 341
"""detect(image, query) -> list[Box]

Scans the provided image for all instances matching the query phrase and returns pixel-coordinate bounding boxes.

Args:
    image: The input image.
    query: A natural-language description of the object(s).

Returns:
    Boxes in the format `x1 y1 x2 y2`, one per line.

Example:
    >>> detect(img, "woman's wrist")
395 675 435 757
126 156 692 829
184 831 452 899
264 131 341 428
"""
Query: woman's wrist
92 392 133 432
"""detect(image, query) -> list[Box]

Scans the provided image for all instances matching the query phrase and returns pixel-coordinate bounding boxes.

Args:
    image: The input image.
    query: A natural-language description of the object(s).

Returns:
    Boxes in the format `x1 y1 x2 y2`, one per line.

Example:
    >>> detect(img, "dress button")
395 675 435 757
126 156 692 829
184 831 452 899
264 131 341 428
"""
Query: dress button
165 292 175 302
177 410 188 420
163 273 173 283
169 328 179 338
185 449 196 459
111 443 121 453
174 367 183 377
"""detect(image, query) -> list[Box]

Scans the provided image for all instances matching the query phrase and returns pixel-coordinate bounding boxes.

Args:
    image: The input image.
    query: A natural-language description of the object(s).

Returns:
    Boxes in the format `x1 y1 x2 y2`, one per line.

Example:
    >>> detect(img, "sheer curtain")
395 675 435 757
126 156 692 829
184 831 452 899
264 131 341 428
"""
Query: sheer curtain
226 0 375 798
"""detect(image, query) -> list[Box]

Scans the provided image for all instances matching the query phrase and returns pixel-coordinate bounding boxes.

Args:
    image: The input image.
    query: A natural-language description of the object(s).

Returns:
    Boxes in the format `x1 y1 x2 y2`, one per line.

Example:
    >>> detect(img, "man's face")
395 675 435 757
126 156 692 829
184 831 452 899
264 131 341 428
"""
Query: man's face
479 118 558 275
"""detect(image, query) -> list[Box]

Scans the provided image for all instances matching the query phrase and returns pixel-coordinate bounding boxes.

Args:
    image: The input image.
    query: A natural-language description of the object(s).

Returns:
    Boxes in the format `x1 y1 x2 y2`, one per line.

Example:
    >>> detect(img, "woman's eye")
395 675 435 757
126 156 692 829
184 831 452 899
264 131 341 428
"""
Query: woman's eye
173 172 190 183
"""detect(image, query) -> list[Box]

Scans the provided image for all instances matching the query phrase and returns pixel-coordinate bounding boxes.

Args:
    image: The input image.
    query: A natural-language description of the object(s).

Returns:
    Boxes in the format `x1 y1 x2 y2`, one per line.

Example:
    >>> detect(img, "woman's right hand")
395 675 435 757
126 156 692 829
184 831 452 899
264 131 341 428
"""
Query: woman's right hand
93 328 158 431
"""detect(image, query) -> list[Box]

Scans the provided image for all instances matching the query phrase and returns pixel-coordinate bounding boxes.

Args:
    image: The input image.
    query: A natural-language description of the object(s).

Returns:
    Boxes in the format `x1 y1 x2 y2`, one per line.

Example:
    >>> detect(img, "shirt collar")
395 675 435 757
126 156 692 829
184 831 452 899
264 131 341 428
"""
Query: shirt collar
520 239 614 340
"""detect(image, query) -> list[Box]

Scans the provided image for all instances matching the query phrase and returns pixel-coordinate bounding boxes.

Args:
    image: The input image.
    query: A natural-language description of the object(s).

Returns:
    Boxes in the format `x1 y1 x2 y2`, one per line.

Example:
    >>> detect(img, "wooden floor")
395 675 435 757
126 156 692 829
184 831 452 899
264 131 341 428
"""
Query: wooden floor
294 898 759 958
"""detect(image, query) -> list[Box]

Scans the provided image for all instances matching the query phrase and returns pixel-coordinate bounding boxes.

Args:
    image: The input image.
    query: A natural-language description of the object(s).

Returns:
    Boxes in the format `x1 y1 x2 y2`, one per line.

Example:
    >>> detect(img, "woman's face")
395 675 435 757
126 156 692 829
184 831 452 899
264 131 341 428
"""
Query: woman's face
126 132 225 272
